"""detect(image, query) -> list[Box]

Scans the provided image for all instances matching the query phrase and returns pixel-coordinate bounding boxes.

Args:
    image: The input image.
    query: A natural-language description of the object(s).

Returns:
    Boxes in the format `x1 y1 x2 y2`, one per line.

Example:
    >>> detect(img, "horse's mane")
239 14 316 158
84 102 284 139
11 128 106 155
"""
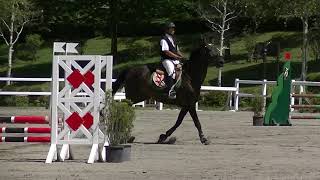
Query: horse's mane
182 45 212 90
183 47 202 74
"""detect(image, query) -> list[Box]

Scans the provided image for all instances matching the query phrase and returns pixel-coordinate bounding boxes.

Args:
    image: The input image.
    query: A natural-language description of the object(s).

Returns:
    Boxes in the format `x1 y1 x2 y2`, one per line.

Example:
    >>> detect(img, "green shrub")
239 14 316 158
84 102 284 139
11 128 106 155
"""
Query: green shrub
307 72 320 82
199 91 228 108
3 96 16 106
15 45 34 60
239 88 266 110
26 34 44 51
16 34 43 61
251 96 263 116
38 96 50 107
29 96 49 107
15 96 29 107
132 39 154 57
1 95 49 107
101 92 135 145
239 97 252 109
119 39 156 62
1 84 50 107
243 31 257 62
309 23 320 61
2 96 29 106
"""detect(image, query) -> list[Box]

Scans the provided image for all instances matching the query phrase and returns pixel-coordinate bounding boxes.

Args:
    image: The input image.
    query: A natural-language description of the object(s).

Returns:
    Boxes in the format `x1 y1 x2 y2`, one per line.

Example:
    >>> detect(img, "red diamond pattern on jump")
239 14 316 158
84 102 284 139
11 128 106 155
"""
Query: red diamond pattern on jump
82 112 93 129
66 112 83 131
83 71 94 88
67 69 85 88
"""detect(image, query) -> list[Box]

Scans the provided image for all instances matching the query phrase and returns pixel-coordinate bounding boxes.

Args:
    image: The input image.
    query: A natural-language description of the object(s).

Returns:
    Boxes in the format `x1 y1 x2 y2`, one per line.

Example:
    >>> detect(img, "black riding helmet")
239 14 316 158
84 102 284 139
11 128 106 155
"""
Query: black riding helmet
165 22 176 29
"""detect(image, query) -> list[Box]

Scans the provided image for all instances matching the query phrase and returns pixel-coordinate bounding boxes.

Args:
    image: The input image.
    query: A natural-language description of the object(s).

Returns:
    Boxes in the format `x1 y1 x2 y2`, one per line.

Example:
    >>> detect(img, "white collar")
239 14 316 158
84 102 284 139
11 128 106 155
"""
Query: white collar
165 33 173 39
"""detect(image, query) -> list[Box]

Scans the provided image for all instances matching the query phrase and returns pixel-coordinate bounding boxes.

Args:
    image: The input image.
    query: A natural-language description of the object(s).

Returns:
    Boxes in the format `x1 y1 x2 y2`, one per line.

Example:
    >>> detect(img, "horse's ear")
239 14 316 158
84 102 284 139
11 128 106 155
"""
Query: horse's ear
199 34 207 54
200 34 203 40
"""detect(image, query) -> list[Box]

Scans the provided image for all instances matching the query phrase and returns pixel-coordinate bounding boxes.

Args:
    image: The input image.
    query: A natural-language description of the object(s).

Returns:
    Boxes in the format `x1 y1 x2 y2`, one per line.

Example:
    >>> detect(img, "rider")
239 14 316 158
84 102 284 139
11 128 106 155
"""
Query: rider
160 22 184 99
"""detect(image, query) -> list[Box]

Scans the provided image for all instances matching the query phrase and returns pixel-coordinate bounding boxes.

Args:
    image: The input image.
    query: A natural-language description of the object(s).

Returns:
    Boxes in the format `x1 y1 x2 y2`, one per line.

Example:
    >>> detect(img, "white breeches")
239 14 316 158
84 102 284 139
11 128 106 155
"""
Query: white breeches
162 59 179 79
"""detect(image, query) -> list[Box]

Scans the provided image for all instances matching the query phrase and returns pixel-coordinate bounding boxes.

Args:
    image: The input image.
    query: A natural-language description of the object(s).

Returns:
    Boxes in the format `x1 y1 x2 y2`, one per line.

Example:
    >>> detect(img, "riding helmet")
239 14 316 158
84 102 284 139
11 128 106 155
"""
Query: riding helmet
165 22 176 29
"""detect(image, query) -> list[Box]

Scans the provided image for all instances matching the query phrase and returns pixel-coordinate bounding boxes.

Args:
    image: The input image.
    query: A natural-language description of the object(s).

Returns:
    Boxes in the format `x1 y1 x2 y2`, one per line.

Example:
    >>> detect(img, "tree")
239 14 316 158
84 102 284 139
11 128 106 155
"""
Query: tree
197 0 240 87
0 0 39 85
309 21 320 61
269 0 320 81
33 0 111 39
242 0 271 33
110 0 118 63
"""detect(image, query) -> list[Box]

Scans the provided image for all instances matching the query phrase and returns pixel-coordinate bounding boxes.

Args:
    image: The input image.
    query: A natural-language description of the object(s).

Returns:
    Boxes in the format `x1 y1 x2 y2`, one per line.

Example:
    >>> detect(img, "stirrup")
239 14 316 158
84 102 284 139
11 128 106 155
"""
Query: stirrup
168 89 176 99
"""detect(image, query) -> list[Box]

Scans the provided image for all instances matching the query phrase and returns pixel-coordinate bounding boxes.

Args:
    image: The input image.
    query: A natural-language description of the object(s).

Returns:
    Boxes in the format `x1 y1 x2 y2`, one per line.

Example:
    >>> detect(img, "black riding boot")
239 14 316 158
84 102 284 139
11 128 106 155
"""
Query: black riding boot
165 76 176 99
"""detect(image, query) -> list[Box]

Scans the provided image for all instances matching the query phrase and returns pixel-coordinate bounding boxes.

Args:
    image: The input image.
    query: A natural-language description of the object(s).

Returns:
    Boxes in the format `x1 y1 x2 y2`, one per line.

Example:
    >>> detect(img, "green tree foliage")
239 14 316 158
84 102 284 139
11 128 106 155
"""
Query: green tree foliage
34 0 110 32
33 0 196 36
268 0 319 19
268 0 320 81
0 0 40 84
16 34 43 60
118 0 195 24
309 21 320 61
242 0 274 32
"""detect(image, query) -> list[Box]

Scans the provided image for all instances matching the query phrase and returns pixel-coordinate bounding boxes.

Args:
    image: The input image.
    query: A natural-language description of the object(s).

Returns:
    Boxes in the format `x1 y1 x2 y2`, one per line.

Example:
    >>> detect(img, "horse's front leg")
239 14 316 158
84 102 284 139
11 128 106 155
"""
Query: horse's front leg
189 105 210 145
157 107 188 143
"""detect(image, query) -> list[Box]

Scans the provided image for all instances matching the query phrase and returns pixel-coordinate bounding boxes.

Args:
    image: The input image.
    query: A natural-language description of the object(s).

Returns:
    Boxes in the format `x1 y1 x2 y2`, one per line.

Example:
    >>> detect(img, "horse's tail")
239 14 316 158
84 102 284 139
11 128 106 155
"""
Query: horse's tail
112 69 128 95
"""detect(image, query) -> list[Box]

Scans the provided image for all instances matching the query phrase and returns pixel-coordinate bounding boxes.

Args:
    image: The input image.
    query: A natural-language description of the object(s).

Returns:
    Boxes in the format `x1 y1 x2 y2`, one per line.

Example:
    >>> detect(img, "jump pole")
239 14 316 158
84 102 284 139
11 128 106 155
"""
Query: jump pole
290 116 320 119
292 94 320 98
0 136 50 142
0 116 49 124
0 127 51 134
291 105 320 109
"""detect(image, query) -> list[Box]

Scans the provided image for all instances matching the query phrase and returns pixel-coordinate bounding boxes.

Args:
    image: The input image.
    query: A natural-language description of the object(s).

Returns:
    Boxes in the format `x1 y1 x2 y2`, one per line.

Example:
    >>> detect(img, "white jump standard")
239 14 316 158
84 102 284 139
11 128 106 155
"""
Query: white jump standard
46 43 113 164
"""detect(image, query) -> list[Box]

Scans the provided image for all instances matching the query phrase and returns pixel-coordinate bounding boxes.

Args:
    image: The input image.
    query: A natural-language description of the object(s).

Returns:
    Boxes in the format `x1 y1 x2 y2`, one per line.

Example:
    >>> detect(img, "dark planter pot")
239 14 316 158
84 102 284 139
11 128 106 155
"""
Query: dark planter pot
105 144 131 163
253 115 264 126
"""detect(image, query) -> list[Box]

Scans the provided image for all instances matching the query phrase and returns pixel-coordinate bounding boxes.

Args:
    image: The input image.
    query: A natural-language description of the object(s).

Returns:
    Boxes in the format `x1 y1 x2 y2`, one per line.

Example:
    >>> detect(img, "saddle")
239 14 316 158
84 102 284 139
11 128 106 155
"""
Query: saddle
152 64 182 89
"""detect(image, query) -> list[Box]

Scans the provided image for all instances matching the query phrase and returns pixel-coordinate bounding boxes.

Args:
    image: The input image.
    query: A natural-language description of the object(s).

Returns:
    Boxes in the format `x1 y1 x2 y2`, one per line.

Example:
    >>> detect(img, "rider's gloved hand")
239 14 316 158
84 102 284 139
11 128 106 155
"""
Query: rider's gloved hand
182 57 188 61
176 55 182 59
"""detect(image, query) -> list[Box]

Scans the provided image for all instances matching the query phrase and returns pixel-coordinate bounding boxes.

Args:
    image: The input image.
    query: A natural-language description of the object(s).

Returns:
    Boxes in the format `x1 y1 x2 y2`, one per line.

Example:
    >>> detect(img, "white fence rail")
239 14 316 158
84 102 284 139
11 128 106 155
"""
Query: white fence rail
2 77 320 111
0 77 237 110
155 86 237 110
290 80 320 111
0 77 134 105
0 77 113 82
234 79 276 111
234 79 320 111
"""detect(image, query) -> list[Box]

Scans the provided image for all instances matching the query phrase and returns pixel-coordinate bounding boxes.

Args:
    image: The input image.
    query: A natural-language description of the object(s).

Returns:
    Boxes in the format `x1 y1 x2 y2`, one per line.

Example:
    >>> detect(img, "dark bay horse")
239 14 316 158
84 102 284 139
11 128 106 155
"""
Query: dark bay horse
112 42 224 145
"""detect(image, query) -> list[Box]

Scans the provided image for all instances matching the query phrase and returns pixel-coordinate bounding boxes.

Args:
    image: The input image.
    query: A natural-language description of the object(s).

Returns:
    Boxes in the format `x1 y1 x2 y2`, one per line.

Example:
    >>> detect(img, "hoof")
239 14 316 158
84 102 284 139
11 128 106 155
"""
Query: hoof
127 136 135 143
157 134 167 144
167 137 176 144
201 137 210 145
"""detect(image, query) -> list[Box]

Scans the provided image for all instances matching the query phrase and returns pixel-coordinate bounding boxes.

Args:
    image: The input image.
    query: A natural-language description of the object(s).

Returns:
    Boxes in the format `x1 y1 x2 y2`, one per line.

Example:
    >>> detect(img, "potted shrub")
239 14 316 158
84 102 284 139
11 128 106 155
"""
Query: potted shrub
101 91 135 163
252 96 264 126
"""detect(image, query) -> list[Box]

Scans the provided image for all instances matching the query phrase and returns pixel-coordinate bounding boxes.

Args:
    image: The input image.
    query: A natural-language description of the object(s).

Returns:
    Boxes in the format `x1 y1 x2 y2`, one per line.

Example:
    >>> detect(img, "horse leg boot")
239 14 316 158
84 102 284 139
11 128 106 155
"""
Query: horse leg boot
157 107 188 143
189 106 210 145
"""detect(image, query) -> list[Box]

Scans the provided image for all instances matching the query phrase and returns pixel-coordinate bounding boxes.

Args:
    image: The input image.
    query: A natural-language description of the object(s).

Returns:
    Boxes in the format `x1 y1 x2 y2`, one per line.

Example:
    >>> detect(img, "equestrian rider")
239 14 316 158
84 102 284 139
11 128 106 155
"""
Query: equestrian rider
160 22 184 99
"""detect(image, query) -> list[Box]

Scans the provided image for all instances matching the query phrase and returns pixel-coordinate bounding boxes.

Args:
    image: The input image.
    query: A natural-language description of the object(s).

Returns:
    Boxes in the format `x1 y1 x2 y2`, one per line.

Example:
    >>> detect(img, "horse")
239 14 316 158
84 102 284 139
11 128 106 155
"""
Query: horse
112 41 224 145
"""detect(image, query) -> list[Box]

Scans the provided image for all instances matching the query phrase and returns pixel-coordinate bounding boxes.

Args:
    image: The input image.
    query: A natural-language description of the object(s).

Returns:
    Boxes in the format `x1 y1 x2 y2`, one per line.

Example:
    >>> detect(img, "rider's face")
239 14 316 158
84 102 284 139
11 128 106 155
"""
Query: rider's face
167 28 175 35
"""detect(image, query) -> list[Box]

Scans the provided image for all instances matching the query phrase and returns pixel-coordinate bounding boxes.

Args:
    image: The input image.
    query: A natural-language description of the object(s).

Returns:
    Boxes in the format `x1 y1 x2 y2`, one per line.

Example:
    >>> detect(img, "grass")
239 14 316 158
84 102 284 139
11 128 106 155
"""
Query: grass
205 60 261 85
83 37 111 55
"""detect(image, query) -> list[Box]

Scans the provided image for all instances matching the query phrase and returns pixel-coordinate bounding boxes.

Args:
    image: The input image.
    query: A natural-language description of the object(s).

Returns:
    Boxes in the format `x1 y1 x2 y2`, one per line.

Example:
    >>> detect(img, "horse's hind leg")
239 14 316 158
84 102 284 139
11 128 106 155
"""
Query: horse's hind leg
157 107 188 143
189 106 210 145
